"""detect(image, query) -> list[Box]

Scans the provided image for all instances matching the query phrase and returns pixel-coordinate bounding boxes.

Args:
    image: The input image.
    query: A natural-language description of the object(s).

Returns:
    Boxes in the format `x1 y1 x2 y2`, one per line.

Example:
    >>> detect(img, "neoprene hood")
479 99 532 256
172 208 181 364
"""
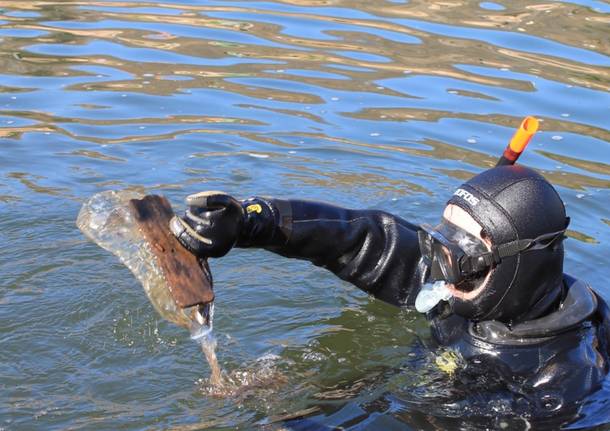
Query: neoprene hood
446 165 569 324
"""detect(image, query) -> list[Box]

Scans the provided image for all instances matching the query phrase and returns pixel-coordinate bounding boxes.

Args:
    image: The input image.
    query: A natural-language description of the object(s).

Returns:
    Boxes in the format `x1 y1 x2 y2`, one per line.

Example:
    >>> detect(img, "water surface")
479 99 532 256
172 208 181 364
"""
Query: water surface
1 1 609 430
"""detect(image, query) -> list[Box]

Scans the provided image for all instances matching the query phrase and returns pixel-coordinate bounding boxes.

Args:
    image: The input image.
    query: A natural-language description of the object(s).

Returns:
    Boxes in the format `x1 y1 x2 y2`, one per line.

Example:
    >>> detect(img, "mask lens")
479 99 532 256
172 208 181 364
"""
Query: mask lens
417 230 434 263
420 222 486 285
436 243 460 283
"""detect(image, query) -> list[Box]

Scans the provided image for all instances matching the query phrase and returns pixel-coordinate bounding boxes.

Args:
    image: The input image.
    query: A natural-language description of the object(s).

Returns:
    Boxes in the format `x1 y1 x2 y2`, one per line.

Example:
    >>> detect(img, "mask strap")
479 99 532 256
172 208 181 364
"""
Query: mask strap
497 229 566 260
466 229 566 271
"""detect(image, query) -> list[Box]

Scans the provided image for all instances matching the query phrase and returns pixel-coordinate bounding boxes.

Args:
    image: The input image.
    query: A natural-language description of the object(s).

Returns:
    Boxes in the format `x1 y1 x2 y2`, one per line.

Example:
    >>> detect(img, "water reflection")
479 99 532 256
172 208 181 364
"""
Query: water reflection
0 0 609 430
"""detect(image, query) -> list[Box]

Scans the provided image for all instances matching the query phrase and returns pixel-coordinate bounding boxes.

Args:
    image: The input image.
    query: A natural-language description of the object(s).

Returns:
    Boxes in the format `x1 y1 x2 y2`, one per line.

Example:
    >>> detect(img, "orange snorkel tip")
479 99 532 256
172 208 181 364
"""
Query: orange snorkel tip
496 116 539 166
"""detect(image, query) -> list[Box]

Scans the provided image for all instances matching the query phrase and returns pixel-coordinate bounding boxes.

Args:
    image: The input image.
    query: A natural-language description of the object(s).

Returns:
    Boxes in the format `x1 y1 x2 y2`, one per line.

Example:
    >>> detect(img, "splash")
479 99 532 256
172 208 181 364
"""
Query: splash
77 190 197 327
190 303 224 387
77 191 221 378
77 191 287 397
192 303 285 397
197 352 286 399
200 336 224 388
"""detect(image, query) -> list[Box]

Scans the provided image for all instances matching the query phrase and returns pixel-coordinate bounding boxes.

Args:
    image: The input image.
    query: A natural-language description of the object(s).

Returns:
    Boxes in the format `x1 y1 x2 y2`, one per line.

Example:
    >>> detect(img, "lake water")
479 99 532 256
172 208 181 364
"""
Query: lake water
0 1 609 430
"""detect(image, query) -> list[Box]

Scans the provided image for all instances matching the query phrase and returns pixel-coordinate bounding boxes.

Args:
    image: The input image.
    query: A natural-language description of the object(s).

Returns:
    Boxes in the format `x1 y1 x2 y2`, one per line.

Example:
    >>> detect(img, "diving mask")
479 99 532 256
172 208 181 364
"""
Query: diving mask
418 221 567 287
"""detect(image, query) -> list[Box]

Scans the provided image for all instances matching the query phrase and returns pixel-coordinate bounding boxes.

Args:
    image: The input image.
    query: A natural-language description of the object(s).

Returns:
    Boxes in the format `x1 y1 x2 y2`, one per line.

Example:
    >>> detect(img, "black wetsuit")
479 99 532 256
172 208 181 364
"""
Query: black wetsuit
242 197 610 420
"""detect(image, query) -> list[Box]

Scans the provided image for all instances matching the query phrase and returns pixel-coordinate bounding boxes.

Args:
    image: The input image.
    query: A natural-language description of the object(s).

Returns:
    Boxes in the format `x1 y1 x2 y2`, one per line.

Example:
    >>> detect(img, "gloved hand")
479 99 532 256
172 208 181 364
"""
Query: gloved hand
170 192 278 258
170 191 246 258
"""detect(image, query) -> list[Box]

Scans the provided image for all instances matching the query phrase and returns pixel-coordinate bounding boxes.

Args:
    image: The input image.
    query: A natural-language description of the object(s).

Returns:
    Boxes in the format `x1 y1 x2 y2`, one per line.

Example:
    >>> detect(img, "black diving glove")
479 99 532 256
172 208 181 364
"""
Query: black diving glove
169 191 277 258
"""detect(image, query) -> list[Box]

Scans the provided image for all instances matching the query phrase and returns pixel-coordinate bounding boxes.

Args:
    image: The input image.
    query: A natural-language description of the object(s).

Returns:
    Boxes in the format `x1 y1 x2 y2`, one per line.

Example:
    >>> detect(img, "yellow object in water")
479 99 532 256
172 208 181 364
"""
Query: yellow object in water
435 350 461 375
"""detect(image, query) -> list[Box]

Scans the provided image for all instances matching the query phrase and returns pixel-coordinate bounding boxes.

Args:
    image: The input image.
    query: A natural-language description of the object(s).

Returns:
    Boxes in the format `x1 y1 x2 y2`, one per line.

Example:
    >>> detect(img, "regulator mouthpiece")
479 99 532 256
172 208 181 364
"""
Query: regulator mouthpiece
415 281 452 313
496 116 539 166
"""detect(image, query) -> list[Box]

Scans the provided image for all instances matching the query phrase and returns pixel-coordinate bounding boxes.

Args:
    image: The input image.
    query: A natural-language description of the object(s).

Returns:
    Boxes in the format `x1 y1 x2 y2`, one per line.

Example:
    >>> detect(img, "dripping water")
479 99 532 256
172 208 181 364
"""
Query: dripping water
190 303 224 388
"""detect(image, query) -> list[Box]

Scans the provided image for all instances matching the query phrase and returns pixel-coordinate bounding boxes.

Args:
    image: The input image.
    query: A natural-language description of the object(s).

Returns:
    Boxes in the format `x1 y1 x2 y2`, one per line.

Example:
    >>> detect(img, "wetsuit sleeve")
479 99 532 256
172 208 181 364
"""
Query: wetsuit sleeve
238 198 425 306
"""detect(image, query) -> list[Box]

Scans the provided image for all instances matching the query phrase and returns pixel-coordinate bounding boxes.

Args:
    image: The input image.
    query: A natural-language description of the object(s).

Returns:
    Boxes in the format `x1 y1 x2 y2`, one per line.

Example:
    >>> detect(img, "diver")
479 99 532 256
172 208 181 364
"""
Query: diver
170 160 610 425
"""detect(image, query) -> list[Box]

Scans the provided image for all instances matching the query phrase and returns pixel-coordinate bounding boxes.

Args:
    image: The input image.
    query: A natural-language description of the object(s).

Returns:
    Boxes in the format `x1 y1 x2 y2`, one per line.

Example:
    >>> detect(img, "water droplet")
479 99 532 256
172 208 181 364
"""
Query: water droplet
302 351 325 362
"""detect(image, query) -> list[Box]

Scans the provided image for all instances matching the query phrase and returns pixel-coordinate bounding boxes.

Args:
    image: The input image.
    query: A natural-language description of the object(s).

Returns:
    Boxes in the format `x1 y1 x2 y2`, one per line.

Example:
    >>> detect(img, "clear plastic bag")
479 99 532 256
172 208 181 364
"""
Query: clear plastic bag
77 190 195 328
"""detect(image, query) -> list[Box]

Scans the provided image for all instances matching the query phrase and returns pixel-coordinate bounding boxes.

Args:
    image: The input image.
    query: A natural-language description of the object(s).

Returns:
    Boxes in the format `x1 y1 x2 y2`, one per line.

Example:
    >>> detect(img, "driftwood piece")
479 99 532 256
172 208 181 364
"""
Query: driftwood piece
129 195 214 308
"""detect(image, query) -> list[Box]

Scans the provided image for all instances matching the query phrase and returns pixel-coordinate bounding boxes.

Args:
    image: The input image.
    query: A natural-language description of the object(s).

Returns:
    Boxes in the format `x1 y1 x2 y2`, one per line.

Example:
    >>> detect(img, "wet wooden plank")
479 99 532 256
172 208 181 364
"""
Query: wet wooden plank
129 195 214 308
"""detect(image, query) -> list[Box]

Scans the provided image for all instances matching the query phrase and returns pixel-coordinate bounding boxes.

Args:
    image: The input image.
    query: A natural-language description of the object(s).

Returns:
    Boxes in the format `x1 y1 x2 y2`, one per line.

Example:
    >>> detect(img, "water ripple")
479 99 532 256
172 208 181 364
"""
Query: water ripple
0 1 609 430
